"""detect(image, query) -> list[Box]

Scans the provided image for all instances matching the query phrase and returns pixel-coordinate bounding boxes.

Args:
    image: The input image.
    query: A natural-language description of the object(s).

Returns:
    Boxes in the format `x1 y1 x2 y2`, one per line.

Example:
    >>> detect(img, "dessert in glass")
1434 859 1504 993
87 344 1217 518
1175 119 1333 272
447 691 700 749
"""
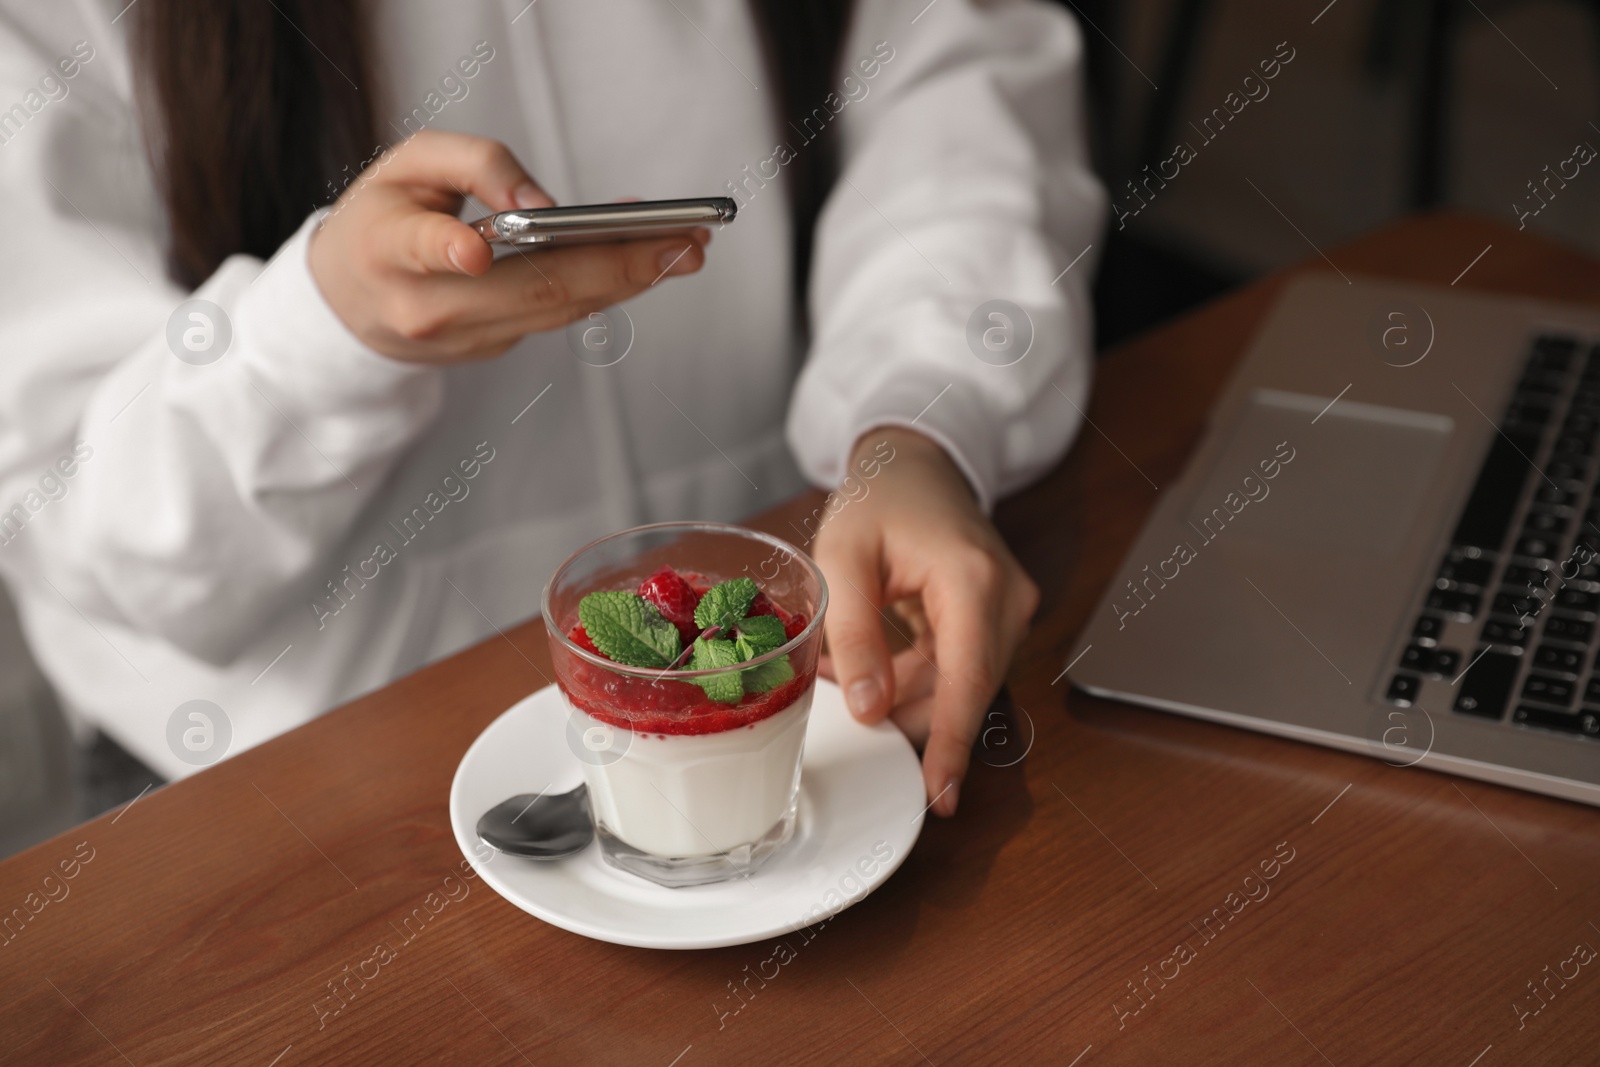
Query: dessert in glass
542 522 827 888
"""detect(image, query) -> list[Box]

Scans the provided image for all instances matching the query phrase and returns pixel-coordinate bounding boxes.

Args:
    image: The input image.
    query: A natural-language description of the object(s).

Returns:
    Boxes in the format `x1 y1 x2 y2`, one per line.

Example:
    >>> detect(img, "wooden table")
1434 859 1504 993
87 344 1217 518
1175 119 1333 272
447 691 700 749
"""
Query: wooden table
5 213 1598 1065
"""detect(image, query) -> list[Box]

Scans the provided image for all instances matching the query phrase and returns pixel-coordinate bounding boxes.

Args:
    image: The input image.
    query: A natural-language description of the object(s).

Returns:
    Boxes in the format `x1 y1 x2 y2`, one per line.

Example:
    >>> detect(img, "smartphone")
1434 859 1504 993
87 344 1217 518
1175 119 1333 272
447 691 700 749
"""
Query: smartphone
469 197 736 247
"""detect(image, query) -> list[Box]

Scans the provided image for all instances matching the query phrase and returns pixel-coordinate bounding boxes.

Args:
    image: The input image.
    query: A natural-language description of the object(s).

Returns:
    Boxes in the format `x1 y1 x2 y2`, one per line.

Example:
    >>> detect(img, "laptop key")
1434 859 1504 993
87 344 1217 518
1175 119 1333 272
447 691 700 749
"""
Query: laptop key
1515 378 1563 398
1522 673 1576 707
1524 511 1570 536
1533 644 1585 675
1480 618 1532 647
1564 410 1600 435
1436 556 1494 588
1533 335 1579 366
1542 615 1593 644
1453 431 1540 551
1428 589 1481 618
1586 676 1600 704
1553 588 1600 614
1514 534 1558 561
1385 674 1421 706
1519 344 1568 367
1523 352 1573 377
1452 650 1518 718
1512 705 1600 738
1507 407 1554 433
1533 484 1578 507
1501 564 1549 590
1413 614 1446 644
1553 434 1595 458
1573 382 1600 407
1546 457 1588 482
1490 590 1541 619
1521 354 1572 379
1400 645 1459 676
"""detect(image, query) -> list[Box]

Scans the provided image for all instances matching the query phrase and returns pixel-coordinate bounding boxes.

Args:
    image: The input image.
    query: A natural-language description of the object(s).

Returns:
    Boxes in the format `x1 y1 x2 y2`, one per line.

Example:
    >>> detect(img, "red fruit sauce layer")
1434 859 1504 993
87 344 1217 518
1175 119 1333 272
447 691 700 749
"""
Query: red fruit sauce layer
561 668 814 736
558 572 814 736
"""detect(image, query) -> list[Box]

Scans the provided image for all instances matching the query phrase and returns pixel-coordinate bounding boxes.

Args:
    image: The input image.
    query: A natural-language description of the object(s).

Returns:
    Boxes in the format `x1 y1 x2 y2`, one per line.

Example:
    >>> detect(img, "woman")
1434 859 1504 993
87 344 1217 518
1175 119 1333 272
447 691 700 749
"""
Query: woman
0 0 1102 816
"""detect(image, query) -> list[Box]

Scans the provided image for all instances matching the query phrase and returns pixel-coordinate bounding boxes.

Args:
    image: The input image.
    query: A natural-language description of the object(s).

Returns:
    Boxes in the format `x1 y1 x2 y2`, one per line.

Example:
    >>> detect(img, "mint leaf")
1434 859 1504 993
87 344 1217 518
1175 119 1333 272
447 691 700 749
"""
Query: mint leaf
742 655 794 694
687 637 744 703
699 676 743 703
734 614 786 658
578 591 681 668
694 577 758 631
689 636 742 671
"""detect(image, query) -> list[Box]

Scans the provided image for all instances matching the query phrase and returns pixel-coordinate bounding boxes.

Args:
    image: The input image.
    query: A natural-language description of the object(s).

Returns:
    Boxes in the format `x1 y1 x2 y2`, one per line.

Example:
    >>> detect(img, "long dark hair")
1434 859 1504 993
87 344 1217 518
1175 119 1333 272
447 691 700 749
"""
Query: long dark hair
133 1 852 296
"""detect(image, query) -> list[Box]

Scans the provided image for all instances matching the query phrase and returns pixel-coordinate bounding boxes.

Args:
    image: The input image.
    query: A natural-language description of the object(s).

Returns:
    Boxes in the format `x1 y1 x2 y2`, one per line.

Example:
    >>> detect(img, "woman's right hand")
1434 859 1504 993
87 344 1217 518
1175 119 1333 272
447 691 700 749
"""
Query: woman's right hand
308 129 710 364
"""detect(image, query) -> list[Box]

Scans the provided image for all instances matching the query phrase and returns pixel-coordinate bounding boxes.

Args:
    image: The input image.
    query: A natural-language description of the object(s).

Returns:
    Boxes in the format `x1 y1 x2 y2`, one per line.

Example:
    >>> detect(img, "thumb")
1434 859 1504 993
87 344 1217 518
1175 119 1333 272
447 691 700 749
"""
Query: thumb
815 532 894 722
378 129 553 213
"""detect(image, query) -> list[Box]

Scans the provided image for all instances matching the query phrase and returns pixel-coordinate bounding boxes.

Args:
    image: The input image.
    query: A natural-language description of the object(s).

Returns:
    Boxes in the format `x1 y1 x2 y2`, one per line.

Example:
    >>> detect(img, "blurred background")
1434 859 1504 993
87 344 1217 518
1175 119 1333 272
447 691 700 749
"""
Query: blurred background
1081 0 1600 346
2 0 1595 858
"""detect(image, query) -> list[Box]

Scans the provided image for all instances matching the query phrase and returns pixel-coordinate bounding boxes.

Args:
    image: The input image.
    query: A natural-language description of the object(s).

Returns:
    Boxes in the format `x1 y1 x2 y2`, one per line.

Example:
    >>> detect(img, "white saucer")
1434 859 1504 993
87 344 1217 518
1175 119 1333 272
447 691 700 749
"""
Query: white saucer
448 679 926 949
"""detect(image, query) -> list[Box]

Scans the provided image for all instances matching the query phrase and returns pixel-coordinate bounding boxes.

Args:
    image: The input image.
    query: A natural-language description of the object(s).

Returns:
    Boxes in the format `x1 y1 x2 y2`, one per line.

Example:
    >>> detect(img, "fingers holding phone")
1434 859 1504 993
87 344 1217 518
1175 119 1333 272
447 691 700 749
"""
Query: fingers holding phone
307 129 715 364
467 226 709 335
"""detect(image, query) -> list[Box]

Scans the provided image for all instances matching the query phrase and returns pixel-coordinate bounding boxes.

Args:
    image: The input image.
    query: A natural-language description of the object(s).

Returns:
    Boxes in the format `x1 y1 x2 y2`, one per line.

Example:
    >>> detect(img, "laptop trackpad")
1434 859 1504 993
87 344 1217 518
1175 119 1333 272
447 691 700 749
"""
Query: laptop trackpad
1184 389 1453 558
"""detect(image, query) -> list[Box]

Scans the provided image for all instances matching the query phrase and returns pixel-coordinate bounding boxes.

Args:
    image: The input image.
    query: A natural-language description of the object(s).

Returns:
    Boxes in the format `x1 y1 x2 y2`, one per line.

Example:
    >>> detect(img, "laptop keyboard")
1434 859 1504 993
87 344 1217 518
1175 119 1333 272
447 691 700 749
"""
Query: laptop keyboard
1385 334 1600 741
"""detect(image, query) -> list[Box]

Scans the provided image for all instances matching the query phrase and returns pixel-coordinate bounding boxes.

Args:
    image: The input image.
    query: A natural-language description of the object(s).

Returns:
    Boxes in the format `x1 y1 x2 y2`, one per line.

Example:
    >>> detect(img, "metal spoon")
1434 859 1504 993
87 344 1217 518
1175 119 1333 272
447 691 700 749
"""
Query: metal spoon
476 784 593 859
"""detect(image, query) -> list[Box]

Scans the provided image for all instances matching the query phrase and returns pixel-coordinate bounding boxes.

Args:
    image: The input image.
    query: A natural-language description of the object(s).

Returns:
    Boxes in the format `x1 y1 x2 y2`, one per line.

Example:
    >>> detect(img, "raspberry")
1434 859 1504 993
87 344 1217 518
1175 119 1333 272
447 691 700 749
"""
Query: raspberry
782 613 808 641
638 566 701 644
569 624 602 657
748 591 777 618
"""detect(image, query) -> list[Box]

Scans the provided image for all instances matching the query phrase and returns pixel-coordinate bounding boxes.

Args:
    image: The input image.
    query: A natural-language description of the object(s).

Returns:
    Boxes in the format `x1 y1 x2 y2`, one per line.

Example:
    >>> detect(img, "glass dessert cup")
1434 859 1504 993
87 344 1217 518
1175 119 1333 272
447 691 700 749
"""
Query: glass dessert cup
543 522 828 888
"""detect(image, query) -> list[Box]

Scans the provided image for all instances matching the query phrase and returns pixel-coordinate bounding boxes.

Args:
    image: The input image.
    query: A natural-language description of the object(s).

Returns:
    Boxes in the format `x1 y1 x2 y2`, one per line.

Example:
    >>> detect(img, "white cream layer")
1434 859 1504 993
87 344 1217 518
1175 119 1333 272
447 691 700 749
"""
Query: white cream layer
570 685 813 858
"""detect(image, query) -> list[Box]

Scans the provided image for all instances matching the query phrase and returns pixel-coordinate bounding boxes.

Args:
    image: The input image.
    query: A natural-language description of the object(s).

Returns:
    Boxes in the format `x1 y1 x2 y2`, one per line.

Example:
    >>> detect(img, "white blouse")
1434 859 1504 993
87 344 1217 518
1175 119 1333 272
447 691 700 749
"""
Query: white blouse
0 0 1104 778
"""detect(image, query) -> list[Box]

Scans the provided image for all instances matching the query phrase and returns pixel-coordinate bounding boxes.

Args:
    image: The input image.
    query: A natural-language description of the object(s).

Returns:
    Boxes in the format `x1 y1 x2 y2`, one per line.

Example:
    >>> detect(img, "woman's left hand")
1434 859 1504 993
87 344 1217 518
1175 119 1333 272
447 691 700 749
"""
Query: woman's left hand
813 427 1040 818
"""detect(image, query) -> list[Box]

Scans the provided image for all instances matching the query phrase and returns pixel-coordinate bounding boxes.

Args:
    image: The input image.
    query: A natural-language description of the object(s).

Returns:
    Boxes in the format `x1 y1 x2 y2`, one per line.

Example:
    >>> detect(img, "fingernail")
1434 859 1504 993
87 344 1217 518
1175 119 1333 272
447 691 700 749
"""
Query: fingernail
694 226 712 246
447 245 465 273
513 183 545 209
659 245 698 274
938 777 960 817
846 677 881 719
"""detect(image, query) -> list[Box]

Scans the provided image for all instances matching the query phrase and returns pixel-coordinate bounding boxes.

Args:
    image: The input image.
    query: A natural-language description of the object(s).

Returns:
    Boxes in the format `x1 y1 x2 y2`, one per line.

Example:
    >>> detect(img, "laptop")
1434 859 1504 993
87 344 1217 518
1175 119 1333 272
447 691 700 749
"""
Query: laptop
1069 273 1600 806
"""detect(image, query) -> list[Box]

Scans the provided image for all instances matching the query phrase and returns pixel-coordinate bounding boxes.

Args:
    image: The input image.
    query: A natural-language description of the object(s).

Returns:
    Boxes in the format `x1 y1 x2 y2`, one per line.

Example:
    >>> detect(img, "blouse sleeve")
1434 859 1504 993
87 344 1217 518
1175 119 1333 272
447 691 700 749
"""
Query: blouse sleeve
0 12 441 664
786 0 1106 510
